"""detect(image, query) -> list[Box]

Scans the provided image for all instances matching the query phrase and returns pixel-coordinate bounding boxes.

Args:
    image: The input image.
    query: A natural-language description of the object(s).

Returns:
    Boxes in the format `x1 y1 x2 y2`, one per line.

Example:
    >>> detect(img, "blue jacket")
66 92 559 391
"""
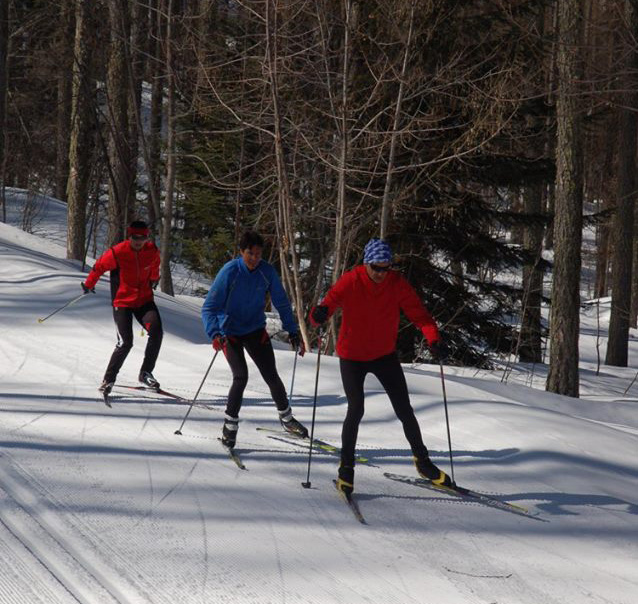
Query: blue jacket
201 258 298 338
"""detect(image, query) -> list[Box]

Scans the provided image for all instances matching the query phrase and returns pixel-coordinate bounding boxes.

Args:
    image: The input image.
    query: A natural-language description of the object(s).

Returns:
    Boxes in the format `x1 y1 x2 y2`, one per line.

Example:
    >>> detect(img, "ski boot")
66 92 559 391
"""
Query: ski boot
336 465 354 495
414 456 454 487
221 415 239 449
98 380 114 395
279 407 308 438
139 371 160 389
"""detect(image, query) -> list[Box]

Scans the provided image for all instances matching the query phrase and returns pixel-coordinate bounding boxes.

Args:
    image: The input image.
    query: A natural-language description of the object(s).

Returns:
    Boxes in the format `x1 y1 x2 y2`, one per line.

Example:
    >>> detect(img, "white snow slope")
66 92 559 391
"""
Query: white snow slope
1 220 637 604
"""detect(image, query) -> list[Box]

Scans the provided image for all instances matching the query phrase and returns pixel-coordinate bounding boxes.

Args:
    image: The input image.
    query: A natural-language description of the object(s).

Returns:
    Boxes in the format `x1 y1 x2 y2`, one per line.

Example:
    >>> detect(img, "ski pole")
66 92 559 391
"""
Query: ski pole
302 331 323 489
439 361 456 484
37 292 89 323
174 350 219 435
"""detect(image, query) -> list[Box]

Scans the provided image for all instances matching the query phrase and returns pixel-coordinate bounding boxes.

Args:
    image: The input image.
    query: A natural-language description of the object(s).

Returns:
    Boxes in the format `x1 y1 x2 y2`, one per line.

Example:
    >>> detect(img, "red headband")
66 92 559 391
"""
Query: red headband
128 226 149 237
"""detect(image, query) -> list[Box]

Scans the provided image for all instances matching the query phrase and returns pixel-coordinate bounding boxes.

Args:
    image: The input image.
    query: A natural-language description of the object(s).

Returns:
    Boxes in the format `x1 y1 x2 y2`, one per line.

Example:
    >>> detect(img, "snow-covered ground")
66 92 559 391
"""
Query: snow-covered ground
1 216 637 604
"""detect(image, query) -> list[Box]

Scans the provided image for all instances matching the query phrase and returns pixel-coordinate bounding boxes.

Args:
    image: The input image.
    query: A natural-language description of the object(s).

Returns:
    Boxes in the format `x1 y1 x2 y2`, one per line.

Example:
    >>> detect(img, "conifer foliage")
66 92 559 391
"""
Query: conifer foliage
3 1 638 383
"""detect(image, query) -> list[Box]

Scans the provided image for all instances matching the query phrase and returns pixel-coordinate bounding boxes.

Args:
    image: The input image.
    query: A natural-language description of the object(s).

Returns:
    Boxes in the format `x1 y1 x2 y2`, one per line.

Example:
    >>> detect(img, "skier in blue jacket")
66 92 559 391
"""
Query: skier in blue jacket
202 231 307 448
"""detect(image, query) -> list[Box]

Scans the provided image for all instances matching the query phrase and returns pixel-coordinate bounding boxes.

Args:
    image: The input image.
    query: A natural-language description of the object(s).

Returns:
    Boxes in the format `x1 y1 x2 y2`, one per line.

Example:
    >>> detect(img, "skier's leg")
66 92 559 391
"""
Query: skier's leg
224 335 248 418
373 353 452 485
243 329 288 412
134 302 163 374
243 329 307 435
339 358 368 468
372 353 428 458
103 308 134 383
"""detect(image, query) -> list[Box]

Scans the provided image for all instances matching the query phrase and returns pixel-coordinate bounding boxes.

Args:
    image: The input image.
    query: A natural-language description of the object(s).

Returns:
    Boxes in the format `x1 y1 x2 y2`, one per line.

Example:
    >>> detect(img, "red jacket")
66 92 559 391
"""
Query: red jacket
317 265 439 361
85 240 160 308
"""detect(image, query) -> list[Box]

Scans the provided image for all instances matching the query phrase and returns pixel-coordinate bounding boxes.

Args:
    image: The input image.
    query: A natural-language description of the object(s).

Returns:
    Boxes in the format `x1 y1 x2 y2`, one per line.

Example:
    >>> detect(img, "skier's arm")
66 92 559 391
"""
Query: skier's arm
310 272 351 326
201 265 232 339
321 272 351 315
84 249 118 290
399 278 440 345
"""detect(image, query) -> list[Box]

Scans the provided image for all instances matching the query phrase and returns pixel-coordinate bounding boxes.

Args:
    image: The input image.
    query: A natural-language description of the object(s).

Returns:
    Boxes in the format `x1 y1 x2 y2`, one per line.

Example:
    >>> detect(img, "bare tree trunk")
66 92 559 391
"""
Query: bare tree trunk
631 197 638 327
148 0 164 229
594 146 615 298
106 0 133 246
66 0 95 260
127 0 147 221
160 0 174 295
606 0 638 366
332 0 354 284
379 1 416 239
55 2 74 202
0 0 9 222
266 0 309 347
519 183 544 362
546 0 584 397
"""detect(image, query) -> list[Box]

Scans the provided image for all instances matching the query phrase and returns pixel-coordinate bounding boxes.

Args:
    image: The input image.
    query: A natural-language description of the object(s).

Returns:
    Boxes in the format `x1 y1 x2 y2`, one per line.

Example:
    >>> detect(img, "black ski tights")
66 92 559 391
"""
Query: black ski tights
223 328 288 418
339 352 429 467
104 301 163 383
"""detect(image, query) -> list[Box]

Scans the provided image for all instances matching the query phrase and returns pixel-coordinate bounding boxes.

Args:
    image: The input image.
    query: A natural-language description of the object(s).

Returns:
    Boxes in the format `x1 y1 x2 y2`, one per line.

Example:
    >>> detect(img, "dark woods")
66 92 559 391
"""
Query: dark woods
2 0 637 396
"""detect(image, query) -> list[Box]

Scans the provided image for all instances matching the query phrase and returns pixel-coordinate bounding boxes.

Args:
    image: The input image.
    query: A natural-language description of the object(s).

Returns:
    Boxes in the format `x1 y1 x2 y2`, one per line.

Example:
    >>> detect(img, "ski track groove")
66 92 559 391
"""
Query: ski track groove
0 455 124 604
192 486 210 604
0 450 174 604
267 519 286 604
0 514 82 604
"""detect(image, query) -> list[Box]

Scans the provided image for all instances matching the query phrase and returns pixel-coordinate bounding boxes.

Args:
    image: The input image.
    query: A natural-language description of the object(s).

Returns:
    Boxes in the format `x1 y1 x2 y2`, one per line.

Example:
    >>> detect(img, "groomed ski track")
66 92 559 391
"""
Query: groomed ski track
1 221 637 604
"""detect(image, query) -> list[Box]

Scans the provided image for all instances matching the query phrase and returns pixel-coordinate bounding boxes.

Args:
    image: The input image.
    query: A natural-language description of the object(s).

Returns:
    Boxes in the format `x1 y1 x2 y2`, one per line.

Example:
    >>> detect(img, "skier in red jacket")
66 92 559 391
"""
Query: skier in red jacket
82 220 163 395
310 238 451 495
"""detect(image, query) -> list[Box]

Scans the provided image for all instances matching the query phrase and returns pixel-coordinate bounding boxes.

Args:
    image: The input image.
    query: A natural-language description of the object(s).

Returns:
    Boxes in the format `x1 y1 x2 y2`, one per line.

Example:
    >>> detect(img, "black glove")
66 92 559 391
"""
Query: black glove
289 332 305 356
150 280 159 290
429 340 449 362
81 282 95 294
311 305 329 326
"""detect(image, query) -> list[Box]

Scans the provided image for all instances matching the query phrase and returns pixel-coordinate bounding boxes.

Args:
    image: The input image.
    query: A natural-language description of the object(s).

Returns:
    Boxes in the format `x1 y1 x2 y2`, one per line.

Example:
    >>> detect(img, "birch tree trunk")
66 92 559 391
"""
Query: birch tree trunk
332 0 353 284
266 0 309 347
379 0 415 240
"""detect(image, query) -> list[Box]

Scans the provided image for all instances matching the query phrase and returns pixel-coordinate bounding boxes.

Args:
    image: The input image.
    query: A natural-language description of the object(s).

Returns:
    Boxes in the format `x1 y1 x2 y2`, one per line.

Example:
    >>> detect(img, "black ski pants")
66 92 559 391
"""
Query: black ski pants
224 328 289 418
104 301 163 383
339 352 429 468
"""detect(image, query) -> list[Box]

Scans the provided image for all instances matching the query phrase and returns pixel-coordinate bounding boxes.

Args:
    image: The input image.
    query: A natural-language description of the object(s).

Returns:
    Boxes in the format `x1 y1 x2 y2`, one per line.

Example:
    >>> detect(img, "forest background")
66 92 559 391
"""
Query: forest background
1 0 637 399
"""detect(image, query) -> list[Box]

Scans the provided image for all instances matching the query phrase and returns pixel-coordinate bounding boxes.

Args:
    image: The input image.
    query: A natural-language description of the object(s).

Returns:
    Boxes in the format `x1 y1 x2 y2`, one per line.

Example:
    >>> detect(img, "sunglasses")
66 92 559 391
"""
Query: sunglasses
369 264 391 273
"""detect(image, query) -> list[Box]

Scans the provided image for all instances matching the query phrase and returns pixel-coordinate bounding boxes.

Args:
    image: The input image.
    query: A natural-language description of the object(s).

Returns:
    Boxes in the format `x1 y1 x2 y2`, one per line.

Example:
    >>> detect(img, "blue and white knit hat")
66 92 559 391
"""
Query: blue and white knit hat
363 238 393 264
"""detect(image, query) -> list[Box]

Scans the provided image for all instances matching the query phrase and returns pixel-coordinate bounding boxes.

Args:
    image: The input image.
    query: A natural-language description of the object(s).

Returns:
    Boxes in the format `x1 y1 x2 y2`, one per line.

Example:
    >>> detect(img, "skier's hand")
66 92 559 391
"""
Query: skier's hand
289 332 305 357
212 335 227 352
81 282 95 294
150 280 159 290
429 340 449 362
310 305 329 326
